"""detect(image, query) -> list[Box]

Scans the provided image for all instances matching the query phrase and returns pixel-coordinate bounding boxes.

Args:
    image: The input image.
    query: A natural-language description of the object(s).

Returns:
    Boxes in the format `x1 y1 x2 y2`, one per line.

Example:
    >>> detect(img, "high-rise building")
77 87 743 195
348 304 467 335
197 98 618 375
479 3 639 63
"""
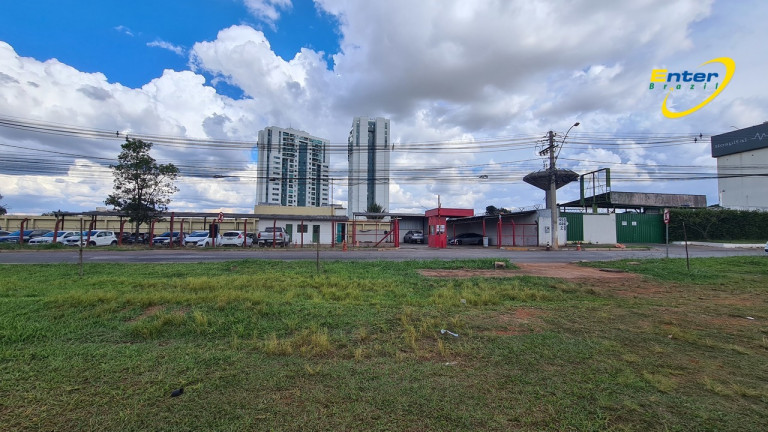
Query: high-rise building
256 126 329 207
347 117 391 217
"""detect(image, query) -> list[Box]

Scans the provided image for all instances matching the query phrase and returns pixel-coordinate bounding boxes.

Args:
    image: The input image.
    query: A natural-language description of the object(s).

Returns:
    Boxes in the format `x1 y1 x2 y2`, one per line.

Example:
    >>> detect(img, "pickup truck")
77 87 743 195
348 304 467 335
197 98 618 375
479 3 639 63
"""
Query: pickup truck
256 227 291 247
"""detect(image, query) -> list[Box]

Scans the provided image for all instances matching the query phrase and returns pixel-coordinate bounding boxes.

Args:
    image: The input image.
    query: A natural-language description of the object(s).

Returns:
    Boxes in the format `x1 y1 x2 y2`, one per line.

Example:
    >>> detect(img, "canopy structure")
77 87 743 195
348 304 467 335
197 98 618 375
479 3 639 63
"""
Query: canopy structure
523 169 580 191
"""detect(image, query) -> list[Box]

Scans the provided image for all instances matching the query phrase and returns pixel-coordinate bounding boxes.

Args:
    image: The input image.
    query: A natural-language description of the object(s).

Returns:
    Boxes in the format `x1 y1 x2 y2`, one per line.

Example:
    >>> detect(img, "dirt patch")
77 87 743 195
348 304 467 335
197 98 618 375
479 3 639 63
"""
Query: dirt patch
127 305 164 323
488 308 547 336
419 263 640 280
419 263 674 299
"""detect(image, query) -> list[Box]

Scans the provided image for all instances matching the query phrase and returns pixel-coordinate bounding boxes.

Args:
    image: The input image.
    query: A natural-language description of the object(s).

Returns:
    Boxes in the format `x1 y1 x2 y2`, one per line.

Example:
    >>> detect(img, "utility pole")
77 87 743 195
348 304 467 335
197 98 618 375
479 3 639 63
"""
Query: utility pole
548 130 559 250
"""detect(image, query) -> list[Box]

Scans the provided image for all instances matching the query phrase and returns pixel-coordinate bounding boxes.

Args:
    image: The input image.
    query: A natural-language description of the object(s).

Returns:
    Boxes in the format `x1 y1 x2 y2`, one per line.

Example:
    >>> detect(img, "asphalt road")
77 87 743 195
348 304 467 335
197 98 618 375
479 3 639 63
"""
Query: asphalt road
0 244 764 264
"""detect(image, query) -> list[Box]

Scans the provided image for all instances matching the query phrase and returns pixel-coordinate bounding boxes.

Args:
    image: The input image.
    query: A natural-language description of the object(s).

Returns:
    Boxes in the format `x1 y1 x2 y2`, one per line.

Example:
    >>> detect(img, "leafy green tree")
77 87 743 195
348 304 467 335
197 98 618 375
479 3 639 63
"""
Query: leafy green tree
105 138 179 235
366 202 386 219
485 205 511 215
0 193 6 216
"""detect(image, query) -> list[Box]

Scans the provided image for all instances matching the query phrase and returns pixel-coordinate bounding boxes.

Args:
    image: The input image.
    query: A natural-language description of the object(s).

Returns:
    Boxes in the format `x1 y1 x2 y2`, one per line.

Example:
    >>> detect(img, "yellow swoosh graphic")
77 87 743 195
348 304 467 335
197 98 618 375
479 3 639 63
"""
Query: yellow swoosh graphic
661 57 735 119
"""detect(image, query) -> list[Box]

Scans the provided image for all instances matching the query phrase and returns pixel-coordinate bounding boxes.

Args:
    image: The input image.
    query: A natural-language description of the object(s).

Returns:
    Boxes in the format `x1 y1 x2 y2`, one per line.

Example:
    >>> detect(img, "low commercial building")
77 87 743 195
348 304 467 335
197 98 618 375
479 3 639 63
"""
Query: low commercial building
711 123 768 210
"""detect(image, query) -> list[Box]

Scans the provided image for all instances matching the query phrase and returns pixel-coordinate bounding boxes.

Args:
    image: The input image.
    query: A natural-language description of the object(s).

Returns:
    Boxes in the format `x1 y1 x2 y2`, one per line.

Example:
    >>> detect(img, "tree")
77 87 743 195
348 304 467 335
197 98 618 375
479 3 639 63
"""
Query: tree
0 193 6 216
105 138 179 235
485 205 512 216
366 202 386 220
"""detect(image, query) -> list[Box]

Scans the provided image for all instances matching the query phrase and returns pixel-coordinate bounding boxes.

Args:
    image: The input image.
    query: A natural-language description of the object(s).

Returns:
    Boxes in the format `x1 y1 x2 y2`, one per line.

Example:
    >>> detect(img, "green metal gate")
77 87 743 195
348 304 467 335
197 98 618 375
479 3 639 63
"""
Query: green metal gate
615 213 664 243
563 213 584 242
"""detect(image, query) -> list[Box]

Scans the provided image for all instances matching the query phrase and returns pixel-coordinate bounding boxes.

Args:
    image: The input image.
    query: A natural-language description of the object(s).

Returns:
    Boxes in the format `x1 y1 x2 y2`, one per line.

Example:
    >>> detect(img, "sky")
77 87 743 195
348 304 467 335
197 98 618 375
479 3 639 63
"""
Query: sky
1 0 767 216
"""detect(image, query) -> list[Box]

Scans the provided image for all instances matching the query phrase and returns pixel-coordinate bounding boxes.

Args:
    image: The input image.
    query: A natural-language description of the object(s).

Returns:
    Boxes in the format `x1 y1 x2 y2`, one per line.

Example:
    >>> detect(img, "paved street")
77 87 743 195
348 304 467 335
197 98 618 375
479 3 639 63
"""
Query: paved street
0 244 764 264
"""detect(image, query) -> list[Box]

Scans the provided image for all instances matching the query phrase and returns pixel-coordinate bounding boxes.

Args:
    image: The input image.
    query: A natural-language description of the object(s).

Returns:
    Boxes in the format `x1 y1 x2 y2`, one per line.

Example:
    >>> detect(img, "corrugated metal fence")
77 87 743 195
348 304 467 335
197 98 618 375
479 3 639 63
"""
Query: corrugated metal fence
615 213 664 243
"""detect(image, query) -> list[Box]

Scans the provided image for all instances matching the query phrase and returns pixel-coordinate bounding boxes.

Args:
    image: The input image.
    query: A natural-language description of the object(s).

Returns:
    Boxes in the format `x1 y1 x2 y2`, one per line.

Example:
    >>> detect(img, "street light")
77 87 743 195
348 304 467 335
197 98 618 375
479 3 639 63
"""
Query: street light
549 122 579 250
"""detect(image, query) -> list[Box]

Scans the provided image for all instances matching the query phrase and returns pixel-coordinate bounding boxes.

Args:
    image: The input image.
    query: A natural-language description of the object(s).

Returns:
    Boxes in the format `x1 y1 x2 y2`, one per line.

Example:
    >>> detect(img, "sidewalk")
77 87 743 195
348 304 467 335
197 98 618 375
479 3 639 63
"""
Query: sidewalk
671 241 765 249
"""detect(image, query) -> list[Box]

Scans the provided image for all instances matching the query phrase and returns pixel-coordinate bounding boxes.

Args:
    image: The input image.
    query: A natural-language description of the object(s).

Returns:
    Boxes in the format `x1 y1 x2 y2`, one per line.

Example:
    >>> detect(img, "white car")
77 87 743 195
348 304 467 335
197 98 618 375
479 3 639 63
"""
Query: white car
28 231 79 245
220 231 252 247
184 230 222 247
64 230 118 247
765 241 768 254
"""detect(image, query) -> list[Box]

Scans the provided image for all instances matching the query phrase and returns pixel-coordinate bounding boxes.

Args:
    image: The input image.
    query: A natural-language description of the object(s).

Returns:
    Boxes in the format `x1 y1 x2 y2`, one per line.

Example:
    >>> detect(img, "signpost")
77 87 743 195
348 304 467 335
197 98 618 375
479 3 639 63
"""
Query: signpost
664 209 670 258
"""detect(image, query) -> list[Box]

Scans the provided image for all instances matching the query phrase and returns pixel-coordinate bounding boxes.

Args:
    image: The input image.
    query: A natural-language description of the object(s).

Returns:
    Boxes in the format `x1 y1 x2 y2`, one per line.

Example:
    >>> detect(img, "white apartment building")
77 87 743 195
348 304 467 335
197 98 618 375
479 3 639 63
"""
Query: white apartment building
347 117 391 218
256 126 330 207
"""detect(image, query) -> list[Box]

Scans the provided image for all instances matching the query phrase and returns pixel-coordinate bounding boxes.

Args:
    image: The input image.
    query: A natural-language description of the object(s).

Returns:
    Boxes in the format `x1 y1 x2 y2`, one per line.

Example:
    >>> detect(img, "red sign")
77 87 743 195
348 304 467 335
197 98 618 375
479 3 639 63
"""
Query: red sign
217 212 224 223
663 209 670 225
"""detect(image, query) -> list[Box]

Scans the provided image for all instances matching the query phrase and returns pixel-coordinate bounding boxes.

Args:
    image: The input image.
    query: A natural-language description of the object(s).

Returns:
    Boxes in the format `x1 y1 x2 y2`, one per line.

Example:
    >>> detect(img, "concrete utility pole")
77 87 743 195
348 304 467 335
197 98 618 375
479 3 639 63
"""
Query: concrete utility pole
548 130 559 250
545 122 579 250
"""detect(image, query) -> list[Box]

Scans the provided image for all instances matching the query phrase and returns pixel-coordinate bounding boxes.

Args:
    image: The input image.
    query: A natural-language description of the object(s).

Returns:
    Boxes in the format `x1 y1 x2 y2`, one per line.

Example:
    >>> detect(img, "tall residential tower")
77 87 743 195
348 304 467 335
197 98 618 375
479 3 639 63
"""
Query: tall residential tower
256 126 329 207
347 117 391 218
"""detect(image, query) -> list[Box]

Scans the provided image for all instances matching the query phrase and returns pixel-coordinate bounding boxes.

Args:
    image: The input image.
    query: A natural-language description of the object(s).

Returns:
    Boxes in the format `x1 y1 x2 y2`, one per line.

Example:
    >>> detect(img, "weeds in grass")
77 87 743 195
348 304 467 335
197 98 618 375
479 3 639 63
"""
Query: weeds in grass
356 326 370 343
642 372 678 393
191 310 209 333
437 338 446 357
128 310 186 339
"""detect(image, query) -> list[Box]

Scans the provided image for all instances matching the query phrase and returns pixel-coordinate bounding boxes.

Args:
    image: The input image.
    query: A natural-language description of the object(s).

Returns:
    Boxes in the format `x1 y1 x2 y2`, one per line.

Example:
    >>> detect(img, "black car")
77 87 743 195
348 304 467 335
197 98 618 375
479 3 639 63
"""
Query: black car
448 233 484 245
152 232 186 246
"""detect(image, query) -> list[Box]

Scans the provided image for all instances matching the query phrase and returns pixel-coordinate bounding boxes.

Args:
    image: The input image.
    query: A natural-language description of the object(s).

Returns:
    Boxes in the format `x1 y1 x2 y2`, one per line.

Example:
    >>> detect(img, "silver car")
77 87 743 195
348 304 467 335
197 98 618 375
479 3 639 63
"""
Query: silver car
28 231 79 245
403 230 425 244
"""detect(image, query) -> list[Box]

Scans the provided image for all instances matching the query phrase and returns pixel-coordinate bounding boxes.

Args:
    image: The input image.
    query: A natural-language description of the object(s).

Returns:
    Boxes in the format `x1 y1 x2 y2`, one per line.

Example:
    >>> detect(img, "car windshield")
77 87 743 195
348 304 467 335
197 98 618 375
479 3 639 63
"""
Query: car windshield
41 231 67 237
5 231 21 236
188 231 208 237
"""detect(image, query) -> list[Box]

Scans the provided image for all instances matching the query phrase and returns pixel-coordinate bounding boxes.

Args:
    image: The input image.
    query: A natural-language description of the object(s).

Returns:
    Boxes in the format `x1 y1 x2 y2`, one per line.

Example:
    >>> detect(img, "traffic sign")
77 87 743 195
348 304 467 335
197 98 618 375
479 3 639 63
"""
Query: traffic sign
663 209 670 225
217 212 224 223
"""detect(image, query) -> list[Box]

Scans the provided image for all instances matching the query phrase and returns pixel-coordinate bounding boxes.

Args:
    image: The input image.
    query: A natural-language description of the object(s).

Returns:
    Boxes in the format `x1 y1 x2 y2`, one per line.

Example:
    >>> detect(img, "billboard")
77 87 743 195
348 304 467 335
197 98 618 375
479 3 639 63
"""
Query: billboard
711 123 768 157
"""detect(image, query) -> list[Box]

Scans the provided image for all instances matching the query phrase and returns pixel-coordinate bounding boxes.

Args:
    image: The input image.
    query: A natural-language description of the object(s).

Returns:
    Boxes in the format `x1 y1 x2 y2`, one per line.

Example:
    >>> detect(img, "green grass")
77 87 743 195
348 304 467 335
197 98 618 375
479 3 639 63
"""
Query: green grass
1 258 767 431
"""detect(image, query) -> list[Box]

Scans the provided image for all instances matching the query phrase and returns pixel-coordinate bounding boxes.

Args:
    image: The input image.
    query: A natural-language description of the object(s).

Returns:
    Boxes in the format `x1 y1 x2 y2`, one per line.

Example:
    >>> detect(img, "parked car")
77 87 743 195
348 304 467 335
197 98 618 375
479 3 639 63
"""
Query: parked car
184 230 222 247
28 231 79 245
123 233 149 245
63 230 118 247
403 230 425 244
152 232 187 247
765 241 768 254
0 229 51 243
0 230 9 237
448 232 484 245
257 227 291 247
220 231 252 247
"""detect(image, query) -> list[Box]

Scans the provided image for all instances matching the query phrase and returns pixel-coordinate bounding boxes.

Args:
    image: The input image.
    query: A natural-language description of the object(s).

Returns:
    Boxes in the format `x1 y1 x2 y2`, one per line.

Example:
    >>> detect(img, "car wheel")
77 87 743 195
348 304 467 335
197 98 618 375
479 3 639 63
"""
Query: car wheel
89 241 96 246
110 240 117 246
456 240 462 245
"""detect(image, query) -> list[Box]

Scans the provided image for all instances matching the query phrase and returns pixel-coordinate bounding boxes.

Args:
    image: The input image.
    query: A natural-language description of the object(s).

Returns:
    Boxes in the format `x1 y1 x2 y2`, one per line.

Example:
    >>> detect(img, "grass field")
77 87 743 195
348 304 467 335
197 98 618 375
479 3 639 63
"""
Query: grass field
1 257 766 431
